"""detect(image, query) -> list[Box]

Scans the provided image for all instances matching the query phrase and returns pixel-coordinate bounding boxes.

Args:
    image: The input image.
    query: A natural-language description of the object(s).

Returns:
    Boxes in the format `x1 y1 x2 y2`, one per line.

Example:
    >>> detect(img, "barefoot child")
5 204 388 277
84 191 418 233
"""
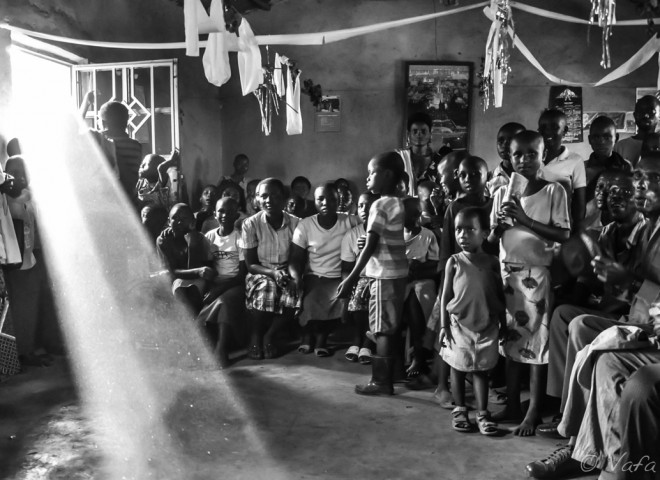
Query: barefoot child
197 197 246 368
341 192 379 364
489 130 570 436
440 207 505 435
337 151 408 396
241 178 299 360
289 183 360 356
403 197 439 378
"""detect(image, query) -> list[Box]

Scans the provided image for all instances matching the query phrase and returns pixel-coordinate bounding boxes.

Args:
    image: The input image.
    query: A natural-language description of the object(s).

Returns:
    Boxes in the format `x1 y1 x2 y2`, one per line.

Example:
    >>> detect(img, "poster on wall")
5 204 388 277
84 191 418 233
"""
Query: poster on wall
315 95 341 133
405 62 473 151
549 86 583 143
583 111 635 134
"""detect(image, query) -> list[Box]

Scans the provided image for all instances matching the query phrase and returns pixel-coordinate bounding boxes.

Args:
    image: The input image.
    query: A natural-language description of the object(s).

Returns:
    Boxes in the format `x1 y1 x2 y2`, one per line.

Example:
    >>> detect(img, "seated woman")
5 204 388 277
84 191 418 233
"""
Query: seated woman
157 203 216 314
289 183 360 356
197 197 246 368
241 178 299 360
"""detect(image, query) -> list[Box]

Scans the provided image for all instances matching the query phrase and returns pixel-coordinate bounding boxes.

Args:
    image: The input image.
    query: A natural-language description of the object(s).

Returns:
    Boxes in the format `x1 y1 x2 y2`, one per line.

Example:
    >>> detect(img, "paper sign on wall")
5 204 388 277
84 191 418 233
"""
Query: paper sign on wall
549 86 583 143
315 95 341 133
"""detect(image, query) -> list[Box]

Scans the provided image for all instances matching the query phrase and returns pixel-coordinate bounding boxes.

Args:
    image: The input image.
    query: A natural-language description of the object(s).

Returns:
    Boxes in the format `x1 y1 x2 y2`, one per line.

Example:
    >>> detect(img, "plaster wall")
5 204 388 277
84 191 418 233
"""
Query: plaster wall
218 0 658 191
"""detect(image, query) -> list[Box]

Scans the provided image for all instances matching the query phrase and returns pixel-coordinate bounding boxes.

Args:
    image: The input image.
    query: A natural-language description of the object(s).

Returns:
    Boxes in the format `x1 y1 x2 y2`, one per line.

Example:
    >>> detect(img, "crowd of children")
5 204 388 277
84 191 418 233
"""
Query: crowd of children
4 94 660 479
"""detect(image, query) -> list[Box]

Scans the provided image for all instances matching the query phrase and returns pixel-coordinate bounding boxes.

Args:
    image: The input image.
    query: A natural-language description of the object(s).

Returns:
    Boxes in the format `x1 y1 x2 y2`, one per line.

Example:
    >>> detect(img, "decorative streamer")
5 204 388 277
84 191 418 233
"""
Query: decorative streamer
481 0 515 110
590 0 617 69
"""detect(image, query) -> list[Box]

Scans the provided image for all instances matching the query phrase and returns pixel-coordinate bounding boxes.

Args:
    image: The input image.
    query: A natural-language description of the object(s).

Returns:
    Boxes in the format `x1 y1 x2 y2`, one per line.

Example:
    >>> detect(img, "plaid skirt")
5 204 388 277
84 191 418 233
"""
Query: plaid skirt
348 277 372 312
245 273 300 314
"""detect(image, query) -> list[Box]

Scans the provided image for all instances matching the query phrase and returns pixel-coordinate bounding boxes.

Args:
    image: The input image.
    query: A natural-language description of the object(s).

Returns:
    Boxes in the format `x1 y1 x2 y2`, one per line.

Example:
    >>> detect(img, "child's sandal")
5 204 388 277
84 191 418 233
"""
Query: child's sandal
476 411 499 436
451 406 473 433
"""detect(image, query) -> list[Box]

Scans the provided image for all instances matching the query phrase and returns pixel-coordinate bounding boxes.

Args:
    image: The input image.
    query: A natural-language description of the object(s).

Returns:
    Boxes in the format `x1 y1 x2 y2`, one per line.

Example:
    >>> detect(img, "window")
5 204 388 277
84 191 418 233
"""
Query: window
74 60 180 156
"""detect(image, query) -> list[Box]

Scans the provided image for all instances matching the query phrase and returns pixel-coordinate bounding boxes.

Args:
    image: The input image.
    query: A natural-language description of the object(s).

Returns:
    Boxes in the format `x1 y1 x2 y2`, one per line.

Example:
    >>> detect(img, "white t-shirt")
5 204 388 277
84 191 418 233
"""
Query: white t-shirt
490 182 570 266
205 228 243 279
539 148 586 204
404 227 440 263
293 213 360 278
613 137 643 167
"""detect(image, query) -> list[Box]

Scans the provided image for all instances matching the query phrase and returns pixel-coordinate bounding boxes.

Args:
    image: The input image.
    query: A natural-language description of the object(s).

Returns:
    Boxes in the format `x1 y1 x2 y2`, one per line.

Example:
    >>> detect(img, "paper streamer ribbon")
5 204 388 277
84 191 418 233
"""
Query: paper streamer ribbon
484 6 660 89
1 2 659 49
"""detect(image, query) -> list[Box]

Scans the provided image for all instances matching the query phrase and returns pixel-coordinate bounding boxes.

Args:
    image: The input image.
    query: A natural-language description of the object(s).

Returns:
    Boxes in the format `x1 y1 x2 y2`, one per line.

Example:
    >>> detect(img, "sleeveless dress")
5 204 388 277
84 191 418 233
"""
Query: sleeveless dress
440 252 503 372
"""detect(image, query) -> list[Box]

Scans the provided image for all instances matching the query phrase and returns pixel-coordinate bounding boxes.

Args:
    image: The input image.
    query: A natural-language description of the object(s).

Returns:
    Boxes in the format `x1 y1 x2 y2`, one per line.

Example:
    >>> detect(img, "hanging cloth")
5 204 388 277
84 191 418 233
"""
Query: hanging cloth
184 0 200 56
273 53 286 97
237 20 264 95
202 0 231 86
286 67 302 135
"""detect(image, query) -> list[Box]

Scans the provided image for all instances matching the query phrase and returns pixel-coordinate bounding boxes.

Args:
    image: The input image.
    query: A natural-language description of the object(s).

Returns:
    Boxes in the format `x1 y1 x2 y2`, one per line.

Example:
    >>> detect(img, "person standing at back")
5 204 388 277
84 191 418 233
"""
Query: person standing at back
614 95 660 167
99 101 142 204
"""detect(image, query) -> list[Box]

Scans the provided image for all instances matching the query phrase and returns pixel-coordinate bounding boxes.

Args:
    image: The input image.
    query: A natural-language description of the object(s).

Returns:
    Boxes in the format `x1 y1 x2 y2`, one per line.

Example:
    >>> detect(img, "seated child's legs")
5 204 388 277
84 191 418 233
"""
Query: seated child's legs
173 282 205 314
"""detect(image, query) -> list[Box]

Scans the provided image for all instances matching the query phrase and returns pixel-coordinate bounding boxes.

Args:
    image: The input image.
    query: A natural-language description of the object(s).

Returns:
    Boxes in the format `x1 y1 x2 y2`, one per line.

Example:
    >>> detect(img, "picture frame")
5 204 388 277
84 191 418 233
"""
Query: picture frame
404 61 473 151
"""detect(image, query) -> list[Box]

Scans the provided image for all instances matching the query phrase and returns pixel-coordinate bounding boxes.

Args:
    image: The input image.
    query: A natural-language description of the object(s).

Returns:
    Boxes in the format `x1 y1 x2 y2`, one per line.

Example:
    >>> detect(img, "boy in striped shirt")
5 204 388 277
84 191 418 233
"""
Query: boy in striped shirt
337 151 408 396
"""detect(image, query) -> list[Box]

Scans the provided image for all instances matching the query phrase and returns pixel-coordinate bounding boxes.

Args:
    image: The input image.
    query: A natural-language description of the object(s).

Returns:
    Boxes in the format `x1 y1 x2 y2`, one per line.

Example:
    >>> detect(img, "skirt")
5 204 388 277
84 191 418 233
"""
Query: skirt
245 273 299 314
499 264 552 365
441 318 499 372
348 276 372 312
299 275 344 325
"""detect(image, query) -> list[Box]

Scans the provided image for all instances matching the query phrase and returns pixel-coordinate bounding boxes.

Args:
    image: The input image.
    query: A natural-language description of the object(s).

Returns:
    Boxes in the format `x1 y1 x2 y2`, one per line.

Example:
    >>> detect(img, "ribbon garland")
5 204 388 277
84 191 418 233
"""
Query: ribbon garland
482 0 515 110
590 0 617 69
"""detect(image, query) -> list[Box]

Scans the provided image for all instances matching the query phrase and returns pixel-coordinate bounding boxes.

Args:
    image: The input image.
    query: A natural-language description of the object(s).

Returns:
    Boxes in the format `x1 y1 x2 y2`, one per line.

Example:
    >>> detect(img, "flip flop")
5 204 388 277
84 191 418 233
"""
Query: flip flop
358 348 372 365
344 346 360 362
297 344 312 354
314 347 331 357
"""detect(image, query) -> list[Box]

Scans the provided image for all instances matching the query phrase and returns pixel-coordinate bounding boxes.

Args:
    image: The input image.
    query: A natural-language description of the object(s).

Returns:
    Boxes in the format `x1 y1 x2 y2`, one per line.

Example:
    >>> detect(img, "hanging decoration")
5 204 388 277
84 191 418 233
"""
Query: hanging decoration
481 0 515 110
589 0 617 69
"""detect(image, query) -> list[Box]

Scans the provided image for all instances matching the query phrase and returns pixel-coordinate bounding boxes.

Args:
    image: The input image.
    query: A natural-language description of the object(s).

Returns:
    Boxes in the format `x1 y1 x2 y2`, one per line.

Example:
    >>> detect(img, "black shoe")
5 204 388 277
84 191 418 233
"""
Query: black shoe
537 414 563 438
526 444 582 478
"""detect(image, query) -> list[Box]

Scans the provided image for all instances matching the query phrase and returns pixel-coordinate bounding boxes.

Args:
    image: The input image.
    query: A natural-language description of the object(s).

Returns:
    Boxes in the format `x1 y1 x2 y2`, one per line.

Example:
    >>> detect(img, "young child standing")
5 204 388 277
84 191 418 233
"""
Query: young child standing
337 152 408 396
440 207 505 435
403 197 439 378
489 130 570 436
341 192 379 364
538 109 586 231
487 122 526 196
289 183 360 356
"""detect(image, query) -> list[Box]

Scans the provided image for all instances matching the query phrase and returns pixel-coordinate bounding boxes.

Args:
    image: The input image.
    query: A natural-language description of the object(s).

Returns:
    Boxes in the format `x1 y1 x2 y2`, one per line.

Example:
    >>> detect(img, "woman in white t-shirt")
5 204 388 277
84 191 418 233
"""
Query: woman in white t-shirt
289 183 360 356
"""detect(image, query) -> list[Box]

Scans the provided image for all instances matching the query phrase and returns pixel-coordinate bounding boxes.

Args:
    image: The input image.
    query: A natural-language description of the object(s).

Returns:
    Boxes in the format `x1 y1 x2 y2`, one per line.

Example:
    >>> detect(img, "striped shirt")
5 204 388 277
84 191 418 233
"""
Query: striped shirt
241 211 299 269
366 196 408 279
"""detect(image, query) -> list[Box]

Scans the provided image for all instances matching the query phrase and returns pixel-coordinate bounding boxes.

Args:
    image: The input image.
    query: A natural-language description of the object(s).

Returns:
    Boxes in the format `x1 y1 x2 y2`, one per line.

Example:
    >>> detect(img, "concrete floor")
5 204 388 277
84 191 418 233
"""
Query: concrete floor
0 344 600 480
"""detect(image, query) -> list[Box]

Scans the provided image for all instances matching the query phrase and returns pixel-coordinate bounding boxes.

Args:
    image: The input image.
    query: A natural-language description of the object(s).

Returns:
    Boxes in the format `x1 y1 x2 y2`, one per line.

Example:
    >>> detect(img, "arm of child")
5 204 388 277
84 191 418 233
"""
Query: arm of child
571 187 586 233
439 256 456 348
288 244 307 293
336 231 379 298
157 150 180 187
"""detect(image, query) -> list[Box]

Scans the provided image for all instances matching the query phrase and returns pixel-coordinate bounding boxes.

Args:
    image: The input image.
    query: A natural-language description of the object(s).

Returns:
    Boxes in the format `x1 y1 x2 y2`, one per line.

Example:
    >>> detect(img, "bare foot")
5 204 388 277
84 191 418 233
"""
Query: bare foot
432 387 455 409
406 358 426 377
512 414 540 436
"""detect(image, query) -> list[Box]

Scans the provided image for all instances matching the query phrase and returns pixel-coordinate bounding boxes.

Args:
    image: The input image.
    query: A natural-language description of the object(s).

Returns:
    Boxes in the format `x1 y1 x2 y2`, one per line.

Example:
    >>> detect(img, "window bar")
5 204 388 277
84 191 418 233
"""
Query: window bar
150 65 156 154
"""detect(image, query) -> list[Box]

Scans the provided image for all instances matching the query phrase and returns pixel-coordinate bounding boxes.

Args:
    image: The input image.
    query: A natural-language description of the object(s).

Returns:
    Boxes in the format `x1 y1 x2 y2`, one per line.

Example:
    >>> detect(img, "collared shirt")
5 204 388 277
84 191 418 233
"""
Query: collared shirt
486 162 511 197
539 147 586 204
241 210 299 269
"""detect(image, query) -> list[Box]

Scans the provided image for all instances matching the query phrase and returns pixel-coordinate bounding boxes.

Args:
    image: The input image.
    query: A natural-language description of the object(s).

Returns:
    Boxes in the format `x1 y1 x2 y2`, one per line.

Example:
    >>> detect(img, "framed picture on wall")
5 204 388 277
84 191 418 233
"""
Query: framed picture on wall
404 61 473 151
